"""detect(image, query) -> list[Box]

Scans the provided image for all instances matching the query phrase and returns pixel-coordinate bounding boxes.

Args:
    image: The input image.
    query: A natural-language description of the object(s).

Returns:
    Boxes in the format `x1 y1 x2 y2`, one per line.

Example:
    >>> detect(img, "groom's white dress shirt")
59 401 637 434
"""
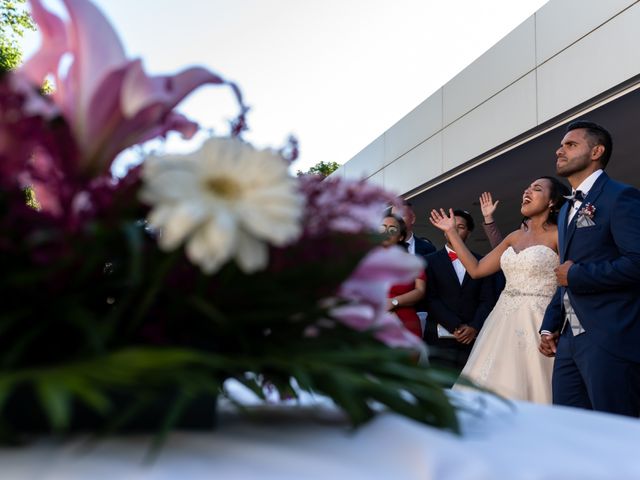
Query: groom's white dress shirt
405 233 416 255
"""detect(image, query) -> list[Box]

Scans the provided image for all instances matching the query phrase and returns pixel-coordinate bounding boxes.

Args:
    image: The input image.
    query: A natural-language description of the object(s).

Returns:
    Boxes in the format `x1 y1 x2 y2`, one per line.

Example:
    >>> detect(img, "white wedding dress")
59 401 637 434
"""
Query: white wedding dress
454 245 558 403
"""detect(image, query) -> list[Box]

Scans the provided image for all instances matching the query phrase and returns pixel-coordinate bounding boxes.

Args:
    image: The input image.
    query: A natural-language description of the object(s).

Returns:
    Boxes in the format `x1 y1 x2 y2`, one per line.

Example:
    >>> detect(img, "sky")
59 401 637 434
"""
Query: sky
22 0 549 173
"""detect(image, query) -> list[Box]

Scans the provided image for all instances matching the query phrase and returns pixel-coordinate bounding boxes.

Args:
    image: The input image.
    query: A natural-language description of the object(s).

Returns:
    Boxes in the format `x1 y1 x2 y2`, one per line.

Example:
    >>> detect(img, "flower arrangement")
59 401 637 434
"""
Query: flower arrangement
581 203 596 218
577 202 596 227
0 0 456 441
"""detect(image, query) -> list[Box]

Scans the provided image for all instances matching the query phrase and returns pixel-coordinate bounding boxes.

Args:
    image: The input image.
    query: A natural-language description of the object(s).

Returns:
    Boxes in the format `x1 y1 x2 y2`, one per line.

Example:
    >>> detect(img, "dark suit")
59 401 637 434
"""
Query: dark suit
542 172 640 416
414 235 436 258
424 248 496 372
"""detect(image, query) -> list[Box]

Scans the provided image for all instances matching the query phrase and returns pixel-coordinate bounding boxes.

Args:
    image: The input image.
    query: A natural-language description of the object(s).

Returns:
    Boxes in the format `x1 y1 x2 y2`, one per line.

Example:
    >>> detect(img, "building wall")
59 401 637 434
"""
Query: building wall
334 0 640 196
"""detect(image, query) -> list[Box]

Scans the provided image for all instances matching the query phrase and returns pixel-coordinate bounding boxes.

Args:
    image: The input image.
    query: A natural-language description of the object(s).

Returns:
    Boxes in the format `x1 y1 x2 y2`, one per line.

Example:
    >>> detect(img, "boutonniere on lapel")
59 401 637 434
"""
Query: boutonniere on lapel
576 202 596 228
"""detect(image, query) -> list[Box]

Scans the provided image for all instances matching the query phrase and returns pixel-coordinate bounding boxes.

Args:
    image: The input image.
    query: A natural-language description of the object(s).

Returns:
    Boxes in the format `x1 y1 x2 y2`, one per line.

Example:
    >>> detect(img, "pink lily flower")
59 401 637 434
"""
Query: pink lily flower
338 245 423 309
22 0 246 178
333 246 427 350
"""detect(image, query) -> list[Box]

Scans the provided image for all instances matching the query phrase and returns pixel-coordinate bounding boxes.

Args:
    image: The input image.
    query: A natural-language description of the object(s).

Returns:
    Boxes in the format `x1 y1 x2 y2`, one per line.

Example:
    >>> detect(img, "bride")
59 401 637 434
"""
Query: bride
429 176 569 403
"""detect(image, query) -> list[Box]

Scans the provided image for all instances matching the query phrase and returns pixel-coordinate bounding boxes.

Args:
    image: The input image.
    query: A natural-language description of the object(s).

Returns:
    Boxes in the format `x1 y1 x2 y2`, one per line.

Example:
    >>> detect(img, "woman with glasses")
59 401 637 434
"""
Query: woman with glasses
381 213 426 338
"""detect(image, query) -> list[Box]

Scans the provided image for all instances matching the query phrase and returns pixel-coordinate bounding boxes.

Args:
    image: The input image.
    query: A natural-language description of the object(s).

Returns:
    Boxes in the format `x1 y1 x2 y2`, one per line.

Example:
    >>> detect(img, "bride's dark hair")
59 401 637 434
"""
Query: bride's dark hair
522 176 570 229
542 176 570 225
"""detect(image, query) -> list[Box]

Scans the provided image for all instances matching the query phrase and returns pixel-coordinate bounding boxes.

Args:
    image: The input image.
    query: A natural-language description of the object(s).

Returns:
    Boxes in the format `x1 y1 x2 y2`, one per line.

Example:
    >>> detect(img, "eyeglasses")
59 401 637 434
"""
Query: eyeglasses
379 225 400 235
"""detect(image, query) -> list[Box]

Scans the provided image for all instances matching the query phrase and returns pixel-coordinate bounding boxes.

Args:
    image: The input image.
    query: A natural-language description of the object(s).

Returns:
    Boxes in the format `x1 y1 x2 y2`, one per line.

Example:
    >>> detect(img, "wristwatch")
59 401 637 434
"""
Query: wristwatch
391 298 399 308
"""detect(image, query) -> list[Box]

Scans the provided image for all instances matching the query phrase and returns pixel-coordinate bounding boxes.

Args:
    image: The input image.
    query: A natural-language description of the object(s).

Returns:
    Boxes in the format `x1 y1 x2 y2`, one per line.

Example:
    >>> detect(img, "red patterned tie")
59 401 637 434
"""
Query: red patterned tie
448 251 458 261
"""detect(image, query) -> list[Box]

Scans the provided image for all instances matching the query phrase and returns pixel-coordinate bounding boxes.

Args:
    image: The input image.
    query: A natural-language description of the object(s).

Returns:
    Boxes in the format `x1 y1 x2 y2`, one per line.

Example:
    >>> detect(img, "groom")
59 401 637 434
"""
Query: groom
539 120 640 417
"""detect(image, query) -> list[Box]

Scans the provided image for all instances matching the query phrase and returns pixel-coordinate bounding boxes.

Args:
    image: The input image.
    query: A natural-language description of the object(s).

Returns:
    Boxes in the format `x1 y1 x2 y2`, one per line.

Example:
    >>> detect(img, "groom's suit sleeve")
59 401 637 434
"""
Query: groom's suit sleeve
541 287 563 333
568 187 640 293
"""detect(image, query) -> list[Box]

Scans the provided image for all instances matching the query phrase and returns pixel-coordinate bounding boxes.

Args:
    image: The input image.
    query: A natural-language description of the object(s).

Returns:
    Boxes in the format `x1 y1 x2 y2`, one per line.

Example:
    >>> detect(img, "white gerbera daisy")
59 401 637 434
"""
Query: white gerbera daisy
140 137 304 274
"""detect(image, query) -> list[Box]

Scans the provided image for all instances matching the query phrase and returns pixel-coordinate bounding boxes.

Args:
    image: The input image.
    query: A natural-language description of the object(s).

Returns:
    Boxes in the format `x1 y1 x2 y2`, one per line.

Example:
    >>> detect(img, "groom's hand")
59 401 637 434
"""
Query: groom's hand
539 332 559 357
555 260 574 286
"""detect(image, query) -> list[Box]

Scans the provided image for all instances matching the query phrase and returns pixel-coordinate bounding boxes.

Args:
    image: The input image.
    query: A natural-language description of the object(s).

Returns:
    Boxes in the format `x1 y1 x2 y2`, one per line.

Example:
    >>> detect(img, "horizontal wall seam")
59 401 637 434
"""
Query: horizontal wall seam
357 2 640 178
404 77 640 200
534 0 640 66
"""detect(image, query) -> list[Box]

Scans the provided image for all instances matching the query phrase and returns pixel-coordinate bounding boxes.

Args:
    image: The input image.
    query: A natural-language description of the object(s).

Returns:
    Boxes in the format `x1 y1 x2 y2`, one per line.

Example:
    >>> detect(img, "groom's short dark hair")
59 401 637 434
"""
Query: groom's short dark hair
566 120 613 168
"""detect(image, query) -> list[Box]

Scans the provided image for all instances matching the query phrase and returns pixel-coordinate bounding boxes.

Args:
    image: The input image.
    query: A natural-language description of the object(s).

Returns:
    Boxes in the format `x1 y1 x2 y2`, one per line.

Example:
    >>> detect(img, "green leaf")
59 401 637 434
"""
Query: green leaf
35 381 71 431
125 250 182 338
64 380 111 414
148 390 193 459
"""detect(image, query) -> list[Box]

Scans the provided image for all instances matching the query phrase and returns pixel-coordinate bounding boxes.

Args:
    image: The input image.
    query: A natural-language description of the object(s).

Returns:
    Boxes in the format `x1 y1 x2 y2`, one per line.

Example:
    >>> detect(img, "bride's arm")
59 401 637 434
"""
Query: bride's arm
429 208 515 278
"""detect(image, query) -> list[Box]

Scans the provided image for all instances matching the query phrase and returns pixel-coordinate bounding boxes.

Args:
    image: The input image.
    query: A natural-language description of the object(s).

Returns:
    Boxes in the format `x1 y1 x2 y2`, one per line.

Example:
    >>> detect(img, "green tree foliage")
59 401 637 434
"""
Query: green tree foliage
297 160 340 178
1 0 35 72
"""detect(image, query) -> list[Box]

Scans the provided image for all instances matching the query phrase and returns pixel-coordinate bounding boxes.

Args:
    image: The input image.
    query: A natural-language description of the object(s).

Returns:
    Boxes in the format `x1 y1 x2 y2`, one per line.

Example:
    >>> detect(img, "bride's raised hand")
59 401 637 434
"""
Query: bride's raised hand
429 208 456 232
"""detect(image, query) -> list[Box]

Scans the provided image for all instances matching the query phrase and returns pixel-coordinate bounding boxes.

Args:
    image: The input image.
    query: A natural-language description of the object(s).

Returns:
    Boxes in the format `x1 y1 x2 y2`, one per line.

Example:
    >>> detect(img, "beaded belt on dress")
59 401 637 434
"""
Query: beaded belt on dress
501 289 551 298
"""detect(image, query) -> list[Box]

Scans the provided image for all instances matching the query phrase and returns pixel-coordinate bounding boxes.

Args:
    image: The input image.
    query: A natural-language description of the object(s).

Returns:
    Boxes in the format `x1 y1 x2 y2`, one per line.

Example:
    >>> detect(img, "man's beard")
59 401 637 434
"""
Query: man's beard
556 152 591 178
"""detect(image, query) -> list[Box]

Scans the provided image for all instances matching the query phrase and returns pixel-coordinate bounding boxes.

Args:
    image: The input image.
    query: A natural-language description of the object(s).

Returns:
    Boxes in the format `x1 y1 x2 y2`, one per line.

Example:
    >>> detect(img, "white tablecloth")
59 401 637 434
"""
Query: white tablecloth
2 391 640 479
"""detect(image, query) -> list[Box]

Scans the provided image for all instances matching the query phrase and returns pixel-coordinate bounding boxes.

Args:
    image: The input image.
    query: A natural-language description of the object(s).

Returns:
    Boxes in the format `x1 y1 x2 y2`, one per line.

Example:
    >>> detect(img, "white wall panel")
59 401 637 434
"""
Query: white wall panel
383 133 443 195
443 16 536 126
343 134 385 180
330 165 346 178
443 72 537 171
367 171 385 189
384 89 443 164
537 3 640 123
535 0 637 65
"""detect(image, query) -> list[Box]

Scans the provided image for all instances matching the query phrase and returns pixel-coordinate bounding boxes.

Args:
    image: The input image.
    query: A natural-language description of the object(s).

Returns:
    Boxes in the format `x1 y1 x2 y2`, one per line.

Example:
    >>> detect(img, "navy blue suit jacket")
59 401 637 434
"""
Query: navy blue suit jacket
424 248 495 344
541 172 640 362
414 235 436 259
